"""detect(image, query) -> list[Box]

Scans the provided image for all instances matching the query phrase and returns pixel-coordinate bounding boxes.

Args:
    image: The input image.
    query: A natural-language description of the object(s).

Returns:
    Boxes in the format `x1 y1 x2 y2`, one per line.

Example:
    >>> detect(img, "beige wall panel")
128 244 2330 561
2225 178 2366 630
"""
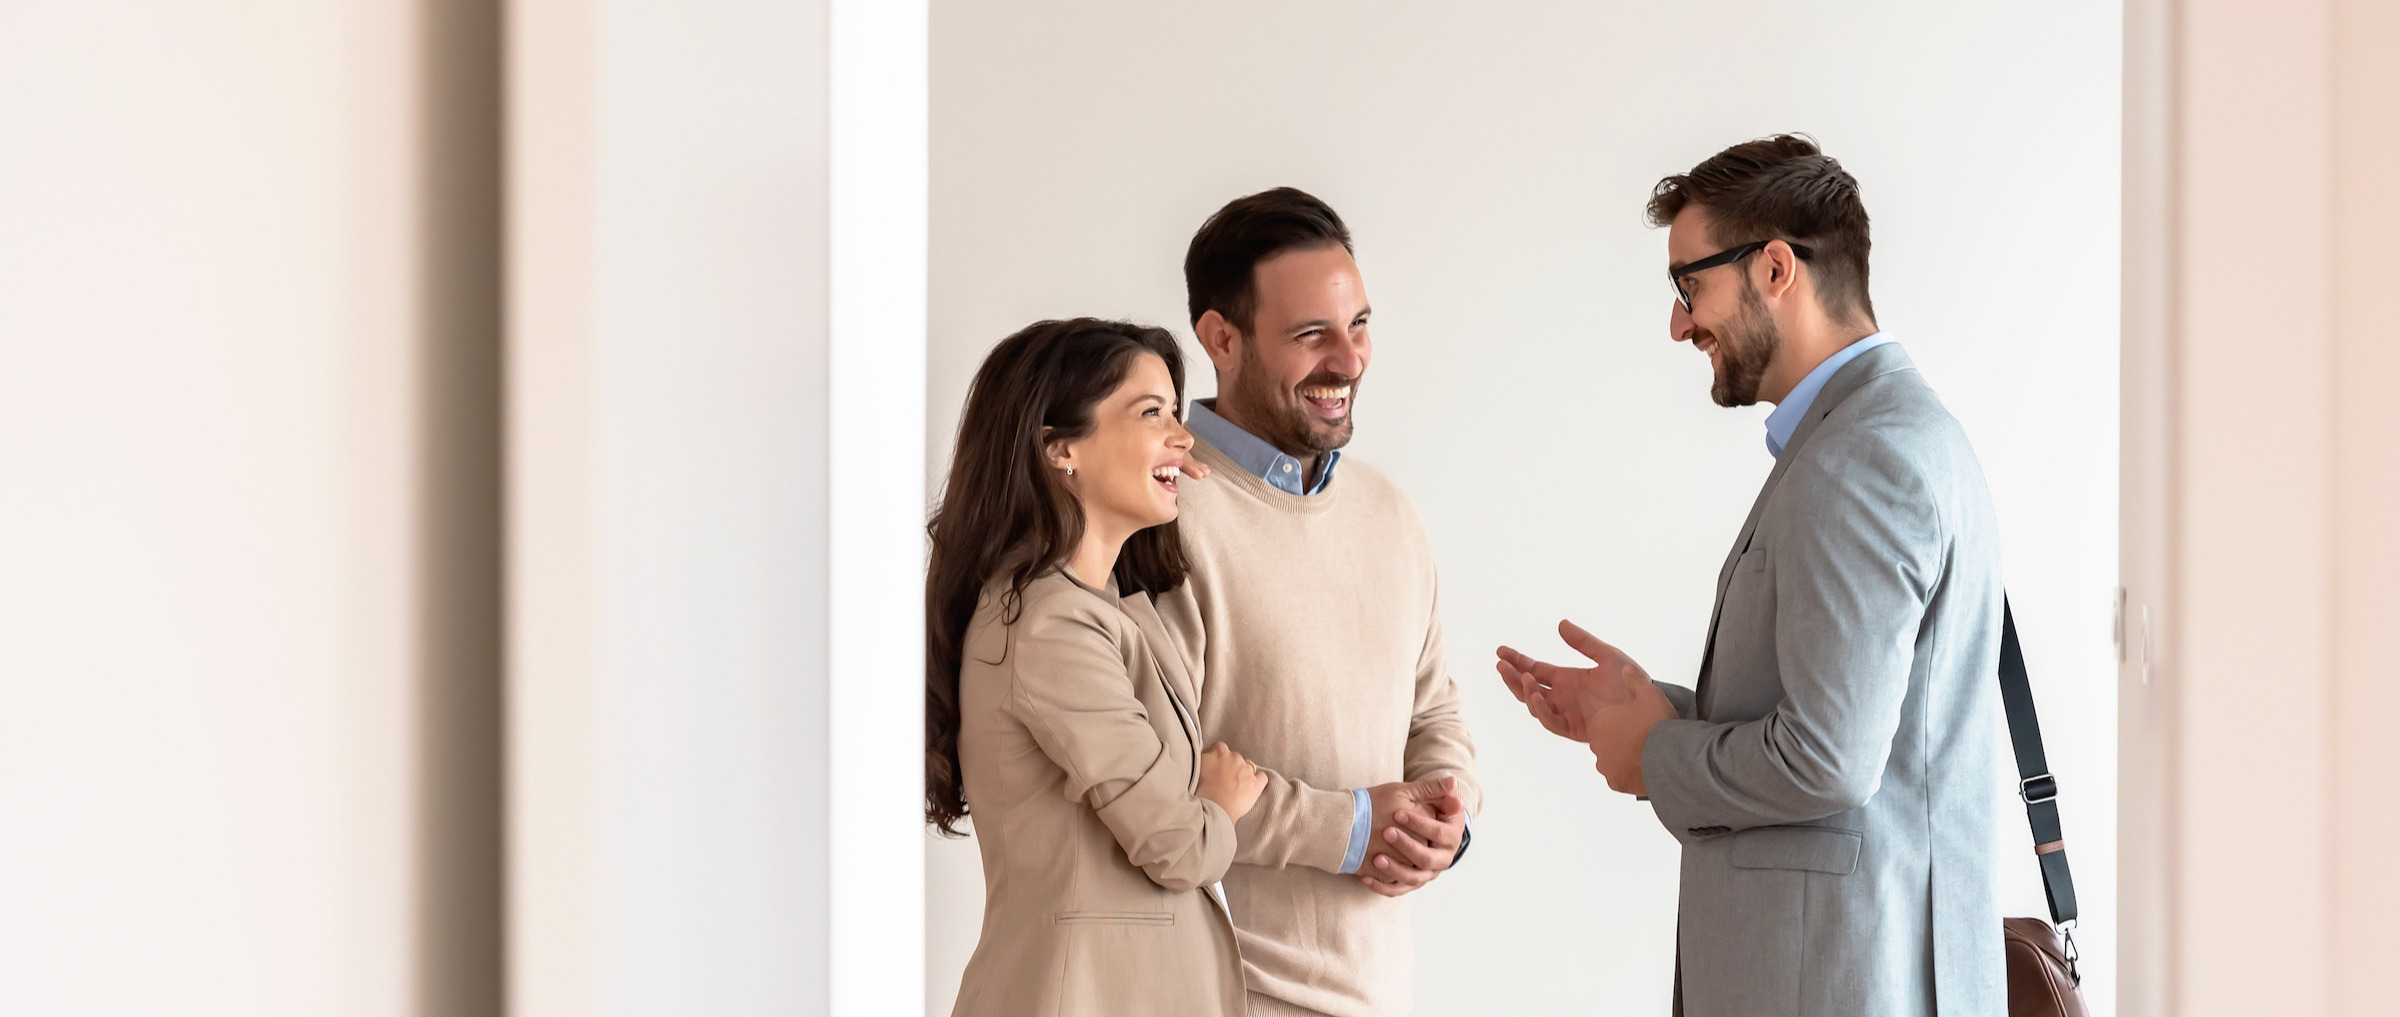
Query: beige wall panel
2328 1 2400 1013
2171 1 2333 1013
2116 1 2177 1014
0 2 501 1015
2125 1 2400 1014
506 0 602 1013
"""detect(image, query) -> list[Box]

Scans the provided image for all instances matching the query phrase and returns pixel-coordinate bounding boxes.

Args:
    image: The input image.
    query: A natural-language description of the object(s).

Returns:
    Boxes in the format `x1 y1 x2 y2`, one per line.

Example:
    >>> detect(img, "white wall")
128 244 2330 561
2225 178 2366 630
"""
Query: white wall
0 2 502 1015
507 0 831 1012
926 3 2120 1013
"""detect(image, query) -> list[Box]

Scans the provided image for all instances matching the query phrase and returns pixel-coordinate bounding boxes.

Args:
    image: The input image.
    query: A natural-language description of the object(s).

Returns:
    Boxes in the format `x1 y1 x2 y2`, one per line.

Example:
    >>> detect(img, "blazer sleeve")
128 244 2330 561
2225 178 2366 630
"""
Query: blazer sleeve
1656 681 1698 719
1004 599 1236 893
1640 439 1943 837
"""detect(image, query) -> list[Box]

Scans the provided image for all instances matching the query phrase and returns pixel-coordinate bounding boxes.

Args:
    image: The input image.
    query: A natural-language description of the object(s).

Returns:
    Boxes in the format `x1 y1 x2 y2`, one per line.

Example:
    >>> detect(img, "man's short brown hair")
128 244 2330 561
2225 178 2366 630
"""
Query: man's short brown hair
1184 187 1353 333
1647 134 1876 326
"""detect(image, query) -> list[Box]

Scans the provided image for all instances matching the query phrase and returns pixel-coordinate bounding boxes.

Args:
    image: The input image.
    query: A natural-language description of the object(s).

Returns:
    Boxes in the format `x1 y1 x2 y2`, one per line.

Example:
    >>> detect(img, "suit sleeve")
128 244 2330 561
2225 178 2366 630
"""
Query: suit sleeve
1004 602 1236 893
1641 441 1942 837
1656 682 1697 719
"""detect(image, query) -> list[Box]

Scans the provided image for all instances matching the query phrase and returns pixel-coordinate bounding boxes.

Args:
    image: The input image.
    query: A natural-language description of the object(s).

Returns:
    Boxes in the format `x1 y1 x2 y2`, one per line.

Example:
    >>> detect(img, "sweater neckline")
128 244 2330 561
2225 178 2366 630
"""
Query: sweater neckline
1190 439 1342 516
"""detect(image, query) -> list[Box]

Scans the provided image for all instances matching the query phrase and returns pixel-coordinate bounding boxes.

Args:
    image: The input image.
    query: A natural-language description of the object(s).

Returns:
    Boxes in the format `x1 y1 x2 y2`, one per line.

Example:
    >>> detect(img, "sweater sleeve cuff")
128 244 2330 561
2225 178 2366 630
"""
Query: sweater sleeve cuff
1235 781 1359 873
1337 788 1372 874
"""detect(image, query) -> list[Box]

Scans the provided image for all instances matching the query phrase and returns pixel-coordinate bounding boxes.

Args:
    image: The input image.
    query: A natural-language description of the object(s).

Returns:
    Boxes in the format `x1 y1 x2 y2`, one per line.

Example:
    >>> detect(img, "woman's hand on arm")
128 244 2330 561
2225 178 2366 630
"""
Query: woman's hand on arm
1196 741 1267 821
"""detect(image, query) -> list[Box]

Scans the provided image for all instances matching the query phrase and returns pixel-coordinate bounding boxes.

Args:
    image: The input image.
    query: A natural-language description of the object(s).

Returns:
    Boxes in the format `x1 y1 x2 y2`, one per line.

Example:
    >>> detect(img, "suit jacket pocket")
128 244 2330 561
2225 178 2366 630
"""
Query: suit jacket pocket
1728 826 1862 875
1737 543 1773 572
1054 910 1174 926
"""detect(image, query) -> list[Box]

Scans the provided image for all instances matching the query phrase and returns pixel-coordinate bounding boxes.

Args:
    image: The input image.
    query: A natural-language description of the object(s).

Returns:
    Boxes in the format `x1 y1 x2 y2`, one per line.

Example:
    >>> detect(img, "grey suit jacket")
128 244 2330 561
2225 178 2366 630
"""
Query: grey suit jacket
1644 343 2006 1017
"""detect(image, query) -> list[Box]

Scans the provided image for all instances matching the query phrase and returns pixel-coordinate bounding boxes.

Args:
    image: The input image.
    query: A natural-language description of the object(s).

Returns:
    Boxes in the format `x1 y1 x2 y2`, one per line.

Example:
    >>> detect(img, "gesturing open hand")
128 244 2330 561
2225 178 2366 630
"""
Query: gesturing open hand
1495 619 1678 795
1494 620 1649 743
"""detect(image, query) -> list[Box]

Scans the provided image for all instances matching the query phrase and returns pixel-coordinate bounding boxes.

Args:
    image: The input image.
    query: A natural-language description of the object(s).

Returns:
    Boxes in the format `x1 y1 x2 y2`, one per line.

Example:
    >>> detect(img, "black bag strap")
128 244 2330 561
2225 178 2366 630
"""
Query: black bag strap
1999 596 2078 927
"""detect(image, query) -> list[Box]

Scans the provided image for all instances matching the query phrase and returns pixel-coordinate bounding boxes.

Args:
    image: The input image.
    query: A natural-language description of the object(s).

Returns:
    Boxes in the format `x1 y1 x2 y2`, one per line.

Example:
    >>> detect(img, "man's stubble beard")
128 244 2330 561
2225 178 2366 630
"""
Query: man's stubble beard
1709 281 1780 408
1227 338 1356 457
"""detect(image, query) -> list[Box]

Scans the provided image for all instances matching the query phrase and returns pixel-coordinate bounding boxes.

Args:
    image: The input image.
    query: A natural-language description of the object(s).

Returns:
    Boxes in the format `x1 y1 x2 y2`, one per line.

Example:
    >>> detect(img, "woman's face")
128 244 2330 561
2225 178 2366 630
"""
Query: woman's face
1056 353 1193 538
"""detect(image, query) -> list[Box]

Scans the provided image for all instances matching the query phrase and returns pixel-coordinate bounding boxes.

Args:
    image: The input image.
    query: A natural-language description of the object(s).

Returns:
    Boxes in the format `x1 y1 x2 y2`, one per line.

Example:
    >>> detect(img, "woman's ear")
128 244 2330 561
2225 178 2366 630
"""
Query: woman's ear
1042 429 1075 475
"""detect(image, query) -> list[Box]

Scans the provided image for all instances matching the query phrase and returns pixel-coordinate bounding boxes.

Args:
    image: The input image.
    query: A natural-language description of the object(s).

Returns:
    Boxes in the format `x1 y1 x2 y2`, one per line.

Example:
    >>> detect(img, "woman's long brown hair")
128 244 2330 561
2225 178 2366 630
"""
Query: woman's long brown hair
924 318 1189 836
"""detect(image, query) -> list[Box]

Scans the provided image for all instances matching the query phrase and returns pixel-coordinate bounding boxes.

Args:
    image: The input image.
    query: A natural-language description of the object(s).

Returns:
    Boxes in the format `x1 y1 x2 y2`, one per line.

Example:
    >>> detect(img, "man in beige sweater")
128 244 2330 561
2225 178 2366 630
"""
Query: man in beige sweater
1150 187 1481 1017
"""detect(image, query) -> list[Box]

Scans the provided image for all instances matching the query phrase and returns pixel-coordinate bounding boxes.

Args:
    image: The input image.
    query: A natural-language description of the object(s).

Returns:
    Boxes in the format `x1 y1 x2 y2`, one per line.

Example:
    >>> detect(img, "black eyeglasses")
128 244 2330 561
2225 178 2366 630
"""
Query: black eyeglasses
1668 240 1814 313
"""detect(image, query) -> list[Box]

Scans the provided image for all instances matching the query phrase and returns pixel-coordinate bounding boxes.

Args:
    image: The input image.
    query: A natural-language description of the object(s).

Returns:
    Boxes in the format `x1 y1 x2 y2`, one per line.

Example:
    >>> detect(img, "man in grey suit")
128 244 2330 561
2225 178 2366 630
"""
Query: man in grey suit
1496 135 2006 1017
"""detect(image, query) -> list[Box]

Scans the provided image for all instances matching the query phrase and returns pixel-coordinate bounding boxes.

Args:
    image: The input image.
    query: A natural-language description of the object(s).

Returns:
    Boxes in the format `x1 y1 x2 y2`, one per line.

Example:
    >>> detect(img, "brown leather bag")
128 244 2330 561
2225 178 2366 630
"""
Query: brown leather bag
2004 918 2088 1017
1997 601 2091 1017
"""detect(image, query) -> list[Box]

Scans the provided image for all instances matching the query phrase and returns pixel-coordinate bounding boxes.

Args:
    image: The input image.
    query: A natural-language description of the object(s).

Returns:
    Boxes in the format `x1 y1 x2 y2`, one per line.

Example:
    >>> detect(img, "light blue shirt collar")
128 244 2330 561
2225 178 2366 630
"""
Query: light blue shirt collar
1763 332 1892 458
1185 399 1340 496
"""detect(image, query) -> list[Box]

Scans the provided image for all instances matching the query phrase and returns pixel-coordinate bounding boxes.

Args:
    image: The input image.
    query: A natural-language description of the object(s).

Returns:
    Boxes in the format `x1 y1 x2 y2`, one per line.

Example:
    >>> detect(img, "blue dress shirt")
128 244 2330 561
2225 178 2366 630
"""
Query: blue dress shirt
1763 332 1893 458
1184 399 1341 496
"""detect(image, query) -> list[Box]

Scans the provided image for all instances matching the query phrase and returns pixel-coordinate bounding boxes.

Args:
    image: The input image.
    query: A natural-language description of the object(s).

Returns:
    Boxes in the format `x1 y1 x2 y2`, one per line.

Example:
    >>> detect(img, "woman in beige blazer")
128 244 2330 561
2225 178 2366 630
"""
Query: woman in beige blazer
925 318 1267 1017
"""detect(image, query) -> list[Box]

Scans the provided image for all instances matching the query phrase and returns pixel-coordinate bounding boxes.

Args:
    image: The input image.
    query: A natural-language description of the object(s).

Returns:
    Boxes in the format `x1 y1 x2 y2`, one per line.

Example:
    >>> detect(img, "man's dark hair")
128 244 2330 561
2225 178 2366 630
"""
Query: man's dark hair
1647 134 1876 326
1184 187 1354 333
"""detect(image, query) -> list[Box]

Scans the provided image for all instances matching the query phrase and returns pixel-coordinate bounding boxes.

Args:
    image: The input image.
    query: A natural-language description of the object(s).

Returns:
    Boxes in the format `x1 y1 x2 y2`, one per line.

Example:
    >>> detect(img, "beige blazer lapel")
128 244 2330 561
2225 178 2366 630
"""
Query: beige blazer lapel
1120 592 1206 768
1121 590 1236 920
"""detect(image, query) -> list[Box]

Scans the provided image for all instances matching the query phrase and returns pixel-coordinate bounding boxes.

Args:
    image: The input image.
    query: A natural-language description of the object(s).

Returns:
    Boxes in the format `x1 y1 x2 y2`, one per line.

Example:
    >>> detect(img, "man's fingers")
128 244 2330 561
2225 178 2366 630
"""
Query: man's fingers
1499 646 1563 687
1370 850 1433 882
1527 658 1590 694
1381 824 1448 869
1495 659 1535 703
1359 874 1411 898
1182 459 1211 479
1497 648 1555 693
1558 618 1620 668
1530 687 1565 721
1527 690 1574 738
1528 689 1561 728
1393 806 1462 848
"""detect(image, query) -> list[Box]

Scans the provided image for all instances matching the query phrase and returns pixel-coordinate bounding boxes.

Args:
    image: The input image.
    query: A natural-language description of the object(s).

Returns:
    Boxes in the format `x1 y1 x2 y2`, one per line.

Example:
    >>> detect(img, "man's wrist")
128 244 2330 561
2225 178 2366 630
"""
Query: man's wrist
1337 787 1372 874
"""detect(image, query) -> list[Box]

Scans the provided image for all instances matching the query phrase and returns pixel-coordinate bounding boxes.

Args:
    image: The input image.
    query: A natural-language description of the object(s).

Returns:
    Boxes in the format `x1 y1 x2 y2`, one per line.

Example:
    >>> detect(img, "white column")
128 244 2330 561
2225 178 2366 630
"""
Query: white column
829 0 930 1014
507 1 925 1014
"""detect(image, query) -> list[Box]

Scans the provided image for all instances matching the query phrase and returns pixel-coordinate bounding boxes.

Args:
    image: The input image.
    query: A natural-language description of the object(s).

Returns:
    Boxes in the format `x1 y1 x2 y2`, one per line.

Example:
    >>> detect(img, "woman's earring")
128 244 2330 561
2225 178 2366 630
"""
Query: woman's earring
1065 466 1075 476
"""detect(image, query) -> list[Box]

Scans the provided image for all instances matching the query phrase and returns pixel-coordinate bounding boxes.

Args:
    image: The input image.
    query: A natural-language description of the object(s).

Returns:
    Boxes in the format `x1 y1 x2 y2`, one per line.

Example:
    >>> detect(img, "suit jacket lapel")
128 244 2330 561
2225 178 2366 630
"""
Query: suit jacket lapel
1694 343 1919 702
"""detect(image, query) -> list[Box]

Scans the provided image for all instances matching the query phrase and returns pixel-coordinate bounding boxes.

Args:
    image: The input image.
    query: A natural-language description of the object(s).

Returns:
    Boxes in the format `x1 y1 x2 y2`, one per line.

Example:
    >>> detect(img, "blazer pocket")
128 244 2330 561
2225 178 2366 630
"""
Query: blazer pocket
1737 544 1773 572
1728 826 1862 875
1053 910 1174 926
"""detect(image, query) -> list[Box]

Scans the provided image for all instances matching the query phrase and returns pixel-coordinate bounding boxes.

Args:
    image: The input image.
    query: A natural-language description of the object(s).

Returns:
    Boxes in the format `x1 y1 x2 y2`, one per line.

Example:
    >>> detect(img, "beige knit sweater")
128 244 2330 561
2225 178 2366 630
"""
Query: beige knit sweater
1150 436 1482 1017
